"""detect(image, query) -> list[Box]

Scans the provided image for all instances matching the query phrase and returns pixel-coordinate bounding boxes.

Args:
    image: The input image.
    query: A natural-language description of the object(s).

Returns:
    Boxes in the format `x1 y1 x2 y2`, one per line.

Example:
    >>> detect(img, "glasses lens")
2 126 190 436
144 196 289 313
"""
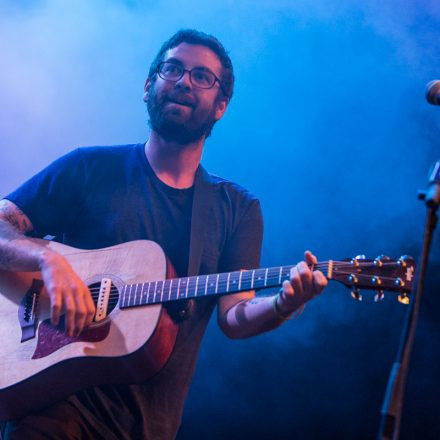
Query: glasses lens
159 62 182 80
190 68 215 88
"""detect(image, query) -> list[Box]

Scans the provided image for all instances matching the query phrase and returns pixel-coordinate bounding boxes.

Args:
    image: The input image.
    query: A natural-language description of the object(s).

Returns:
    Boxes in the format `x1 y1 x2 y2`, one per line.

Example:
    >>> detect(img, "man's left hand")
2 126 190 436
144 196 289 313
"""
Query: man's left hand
276 250 327 316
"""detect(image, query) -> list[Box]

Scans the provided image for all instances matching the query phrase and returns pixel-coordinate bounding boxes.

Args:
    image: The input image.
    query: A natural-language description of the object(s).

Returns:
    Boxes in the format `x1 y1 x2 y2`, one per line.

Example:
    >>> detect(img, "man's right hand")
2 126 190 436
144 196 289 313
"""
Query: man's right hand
0 199 96 337
39 250 96 337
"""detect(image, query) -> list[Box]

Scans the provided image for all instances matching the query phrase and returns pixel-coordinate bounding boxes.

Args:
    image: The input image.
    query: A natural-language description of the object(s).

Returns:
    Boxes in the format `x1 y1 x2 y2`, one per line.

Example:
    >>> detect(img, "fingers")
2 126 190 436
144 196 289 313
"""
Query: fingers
304 250 317 267
84 290 96 328
313 270 328 294
64 292 76 337
41 252 96 337
285 252 327 302
49 286 62 327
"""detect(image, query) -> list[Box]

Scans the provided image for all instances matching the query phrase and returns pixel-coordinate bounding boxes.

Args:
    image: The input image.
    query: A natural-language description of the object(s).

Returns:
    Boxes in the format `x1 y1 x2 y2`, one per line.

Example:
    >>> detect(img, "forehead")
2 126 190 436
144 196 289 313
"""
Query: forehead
163 43 222 76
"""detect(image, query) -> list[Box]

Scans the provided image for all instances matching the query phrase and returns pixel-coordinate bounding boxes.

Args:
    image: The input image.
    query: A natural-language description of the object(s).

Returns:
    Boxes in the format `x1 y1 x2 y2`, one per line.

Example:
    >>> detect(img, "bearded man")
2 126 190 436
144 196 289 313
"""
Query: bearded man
0 29 327 439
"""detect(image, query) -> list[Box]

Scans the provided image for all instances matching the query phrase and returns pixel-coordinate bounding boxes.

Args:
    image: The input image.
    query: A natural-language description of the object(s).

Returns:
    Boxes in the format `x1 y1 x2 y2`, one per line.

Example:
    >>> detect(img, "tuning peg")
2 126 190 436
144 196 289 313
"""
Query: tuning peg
395 278 405 288
372 276 382 286
348 274 358 285
351 255 366 267
398 293 410 305
397 255 413 266
374 255 390 267
374 290 385 302
351 289 362 301
378 255 390 260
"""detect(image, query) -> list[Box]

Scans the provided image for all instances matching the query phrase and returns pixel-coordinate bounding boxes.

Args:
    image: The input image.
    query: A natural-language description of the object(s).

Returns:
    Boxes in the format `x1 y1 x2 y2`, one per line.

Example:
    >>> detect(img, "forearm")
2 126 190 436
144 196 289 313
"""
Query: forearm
0 219 50 271
220 293 298 339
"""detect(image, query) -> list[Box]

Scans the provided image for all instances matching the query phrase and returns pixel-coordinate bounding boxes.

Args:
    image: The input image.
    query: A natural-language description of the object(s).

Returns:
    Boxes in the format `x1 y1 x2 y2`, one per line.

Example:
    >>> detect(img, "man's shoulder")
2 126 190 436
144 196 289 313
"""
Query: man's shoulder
73 143 142 159
204 170 259 204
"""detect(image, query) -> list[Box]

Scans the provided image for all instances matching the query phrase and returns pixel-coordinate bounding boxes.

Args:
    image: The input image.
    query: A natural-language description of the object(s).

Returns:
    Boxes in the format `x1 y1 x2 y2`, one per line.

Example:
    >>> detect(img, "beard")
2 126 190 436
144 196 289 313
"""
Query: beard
147 82 218 144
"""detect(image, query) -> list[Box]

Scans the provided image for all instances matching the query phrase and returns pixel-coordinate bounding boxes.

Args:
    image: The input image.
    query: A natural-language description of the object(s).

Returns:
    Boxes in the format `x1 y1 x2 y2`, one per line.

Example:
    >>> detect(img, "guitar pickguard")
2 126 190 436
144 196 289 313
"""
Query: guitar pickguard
32 318 111 359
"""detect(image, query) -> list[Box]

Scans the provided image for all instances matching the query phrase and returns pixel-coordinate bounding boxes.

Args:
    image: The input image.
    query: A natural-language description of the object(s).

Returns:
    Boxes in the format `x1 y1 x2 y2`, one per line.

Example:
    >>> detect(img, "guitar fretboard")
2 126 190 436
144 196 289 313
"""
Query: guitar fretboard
119 265 301 308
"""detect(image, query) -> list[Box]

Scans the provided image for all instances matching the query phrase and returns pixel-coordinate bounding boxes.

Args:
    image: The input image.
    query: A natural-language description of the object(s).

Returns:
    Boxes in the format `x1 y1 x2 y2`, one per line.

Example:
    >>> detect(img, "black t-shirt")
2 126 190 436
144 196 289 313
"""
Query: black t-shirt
3 144 263 440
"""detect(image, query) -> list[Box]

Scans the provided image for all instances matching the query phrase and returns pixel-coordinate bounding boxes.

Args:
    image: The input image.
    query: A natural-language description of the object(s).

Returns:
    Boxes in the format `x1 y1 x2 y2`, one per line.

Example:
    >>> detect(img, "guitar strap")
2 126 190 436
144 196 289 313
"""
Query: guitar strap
187 165 214 277
167 165 215 321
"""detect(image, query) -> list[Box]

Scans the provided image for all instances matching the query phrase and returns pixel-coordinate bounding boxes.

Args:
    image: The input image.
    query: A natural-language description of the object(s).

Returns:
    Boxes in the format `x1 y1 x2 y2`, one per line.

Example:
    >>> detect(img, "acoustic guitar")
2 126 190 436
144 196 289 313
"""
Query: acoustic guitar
0 239 416 420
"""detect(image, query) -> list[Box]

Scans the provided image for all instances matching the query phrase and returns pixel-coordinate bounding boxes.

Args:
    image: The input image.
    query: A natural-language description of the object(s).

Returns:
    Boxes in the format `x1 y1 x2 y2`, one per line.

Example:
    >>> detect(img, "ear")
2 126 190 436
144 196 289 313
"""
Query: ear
214 98 229 121
143 78 151 103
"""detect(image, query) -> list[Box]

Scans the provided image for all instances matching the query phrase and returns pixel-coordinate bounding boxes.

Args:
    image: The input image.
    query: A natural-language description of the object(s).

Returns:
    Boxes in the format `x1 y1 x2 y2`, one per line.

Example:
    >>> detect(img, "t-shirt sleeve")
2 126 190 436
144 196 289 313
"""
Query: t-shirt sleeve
218 197 263 272
4 149 84 238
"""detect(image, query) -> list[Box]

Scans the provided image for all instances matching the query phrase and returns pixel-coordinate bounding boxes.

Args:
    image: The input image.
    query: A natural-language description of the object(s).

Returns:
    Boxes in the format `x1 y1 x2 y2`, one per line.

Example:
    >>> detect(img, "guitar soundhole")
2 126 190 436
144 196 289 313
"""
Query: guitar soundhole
89 282 119 316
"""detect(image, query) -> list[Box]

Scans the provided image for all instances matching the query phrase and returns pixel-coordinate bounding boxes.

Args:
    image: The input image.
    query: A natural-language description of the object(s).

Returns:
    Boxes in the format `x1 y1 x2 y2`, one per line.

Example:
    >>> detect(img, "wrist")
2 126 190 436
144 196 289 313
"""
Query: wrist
38 247 61 270
272 290 305 321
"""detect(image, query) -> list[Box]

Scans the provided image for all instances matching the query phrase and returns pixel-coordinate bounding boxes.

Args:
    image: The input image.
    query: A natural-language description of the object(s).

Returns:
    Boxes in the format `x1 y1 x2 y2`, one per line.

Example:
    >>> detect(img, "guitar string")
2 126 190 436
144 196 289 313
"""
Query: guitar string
85 260 410 296
88 271 410 304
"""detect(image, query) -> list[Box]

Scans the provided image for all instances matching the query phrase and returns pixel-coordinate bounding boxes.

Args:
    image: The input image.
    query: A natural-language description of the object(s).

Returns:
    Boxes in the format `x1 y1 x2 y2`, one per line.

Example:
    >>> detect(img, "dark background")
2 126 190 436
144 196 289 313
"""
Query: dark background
1 1 439 438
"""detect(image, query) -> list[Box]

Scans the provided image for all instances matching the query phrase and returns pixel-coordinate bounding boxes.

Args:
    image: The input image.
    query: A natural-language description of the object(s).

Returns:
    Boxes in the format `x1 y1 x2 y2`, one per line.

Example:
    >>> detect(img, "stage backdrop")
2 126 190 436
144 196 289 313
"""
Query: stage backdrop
1 1 439 439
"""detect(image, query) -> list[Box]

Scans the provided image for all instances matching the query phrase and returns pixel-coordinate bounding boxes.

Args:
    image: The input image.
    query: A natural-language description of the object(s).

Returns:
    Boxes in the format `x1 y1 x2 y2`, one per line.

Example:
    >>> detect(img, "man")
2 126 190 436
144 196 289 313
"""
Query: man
0 30 327 439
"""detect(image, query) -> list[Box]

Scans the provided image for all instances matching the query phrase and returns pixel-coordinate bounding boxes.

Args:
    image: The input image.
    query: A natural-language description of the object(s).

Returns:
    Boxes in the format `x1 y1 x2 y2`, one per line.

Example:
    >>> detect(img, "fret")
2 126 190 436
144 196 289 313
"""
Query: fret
146 282 152 304
226 272 231 292
158 280 164 302
204 275 208 295
122 284 128 307
178 278 188 299
135 283 140 305
128 284 134 306
170 278 178 301
217 273 228 295
167 279 172 300
141 282 147 305
251 270 255 289
283 266 291 280
152 281 157 304
188 277 197 298
264 268 268 287
238 271 243 290
215 274 219 294
177 278 181 300
278 267 282 284
195 276 199 297
185 278 189 298
240 271 252 291
207 275 216 295
229 271 240 293
162 280 170 302
253 269 266 290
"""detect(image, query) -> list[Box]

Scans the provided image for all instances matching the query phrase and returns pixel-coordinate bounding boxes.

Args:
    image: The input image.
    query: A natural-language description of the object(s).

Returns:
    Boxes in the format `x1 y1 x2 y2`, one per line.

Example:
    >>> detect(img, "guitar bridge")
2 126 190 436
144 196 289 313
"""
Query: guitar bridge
18 279 43 342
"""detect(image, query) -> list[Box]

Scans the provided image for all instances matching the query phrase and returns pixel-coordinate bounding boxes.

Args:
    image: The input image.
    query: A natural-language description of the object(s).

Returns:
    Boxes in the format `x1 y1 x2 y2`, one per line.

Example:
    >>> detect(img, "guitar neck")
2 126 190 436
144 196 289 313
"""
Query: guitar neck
119 262 332 309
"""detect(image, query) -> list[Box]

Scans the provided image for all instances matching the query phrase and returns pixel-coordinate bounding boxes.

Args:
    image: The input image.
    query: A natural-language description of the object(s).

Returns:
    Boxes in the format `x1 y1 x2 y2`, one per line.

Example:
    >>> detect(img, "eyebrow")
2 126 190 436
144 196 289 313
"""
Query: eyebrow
164 57 216 74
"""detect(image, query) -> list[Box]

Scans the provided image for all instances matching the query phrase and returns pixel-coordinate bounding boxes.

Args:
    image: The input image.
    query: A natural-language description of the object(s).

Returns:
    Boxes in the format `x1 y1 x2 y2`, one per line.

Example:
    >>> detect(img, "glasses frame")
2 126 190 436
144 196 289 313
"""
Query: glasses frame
156 61 226 96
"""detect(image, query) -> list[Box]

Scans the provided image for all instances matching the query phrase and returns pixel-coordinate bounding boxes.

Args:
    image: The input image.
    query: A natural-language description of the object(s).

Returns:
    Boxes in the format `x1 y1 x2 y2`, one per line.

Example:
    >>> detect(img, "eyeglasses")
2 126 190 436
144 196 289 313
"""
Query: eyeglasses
157 61 226 95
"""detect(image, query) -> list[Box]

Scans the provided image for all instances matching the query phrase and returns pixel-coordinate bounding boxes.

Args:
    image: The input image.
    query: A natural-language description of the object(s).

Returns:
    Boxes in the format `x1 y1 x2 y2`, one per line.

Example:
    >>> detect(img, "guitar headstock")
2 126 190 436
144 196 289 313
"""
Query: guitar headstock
328 255 416 303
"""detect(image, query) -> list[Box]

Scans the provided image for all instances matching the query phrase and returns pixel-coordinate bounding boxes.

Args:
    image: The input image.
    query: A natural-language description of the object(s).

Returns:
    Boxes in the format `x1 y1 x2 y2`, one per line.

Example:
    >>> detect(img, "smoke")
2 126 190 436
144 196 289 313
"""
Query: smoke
1 1 439 438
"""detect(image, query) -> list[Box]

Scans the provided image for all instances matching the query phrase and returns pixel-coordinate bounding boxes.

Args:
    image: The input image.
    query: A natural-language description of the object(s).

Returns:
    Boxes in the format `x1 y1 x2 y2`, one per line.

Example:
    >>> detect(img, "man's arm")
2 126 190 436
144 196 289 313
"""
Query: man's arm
217 251 327 339
0 199 95 336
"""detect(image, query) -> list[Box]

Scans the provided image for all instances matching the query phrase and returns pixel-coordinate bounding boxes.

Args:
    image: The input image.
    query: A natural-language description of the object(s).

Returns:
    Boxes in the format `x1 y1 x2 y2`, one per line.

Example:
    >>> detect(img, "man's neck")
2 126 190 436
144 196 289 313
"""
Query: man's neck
145 131 204 189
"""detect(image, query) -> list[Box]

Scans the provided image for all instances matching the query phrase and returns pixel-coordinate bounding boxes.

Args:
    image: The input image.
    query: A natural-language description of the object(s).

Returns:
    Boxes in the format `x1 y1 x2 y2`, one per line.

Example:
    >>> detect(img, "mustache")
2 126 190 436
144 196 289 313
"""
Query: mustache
164 90 197 108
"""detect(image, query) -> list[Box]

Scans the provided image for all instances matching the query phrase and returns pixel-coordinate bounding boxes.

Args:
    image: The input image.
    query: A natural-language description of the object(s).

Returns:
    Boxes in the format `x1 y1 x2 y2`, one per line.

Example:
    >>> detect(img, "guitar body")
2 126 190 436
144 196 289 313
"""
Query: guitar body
0 240 178 421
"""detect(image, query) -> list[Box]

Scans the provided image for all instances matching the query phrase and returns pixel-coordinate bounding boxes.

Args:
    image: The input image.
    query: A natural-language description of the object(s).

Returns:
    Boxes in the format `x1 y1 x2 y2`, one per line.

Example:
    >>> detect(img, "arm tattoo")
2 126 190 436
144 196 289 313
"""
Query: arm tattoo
0 200 33 234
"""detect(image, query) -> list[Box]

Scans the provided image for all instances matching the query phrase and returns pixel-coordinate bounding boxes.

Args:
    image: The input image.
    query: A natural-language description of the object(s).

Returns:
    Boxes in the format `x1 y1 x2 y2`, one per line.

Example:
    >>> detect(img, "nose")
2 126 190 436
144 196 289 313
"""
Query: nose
175 70 192 91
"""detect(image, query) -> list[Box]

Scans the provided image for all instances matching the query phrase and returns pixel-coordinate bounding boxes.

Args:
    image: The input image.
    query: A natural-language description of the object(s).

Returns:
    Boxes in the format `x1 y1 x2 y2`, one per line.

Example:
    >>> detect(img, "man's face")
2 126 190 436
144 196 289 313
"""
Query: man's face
144 43 228 144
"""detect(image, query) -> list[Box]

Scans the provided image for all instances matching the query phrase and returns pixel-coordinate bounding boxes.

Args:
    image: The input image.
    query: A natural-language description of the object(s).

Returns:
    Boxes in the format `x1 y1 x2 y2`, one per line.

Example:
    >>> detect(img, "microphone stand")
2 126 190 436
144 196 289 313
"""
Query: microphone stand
377 161 440 440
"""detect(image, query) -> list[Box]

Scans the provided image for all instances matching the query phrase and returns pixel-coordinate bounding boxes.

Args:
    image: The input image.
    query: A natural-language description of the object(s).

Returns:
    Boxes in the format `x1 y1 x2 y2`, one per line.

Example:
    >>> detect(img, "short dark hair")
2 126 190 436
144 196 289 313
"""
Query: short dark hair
148 29 234 100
